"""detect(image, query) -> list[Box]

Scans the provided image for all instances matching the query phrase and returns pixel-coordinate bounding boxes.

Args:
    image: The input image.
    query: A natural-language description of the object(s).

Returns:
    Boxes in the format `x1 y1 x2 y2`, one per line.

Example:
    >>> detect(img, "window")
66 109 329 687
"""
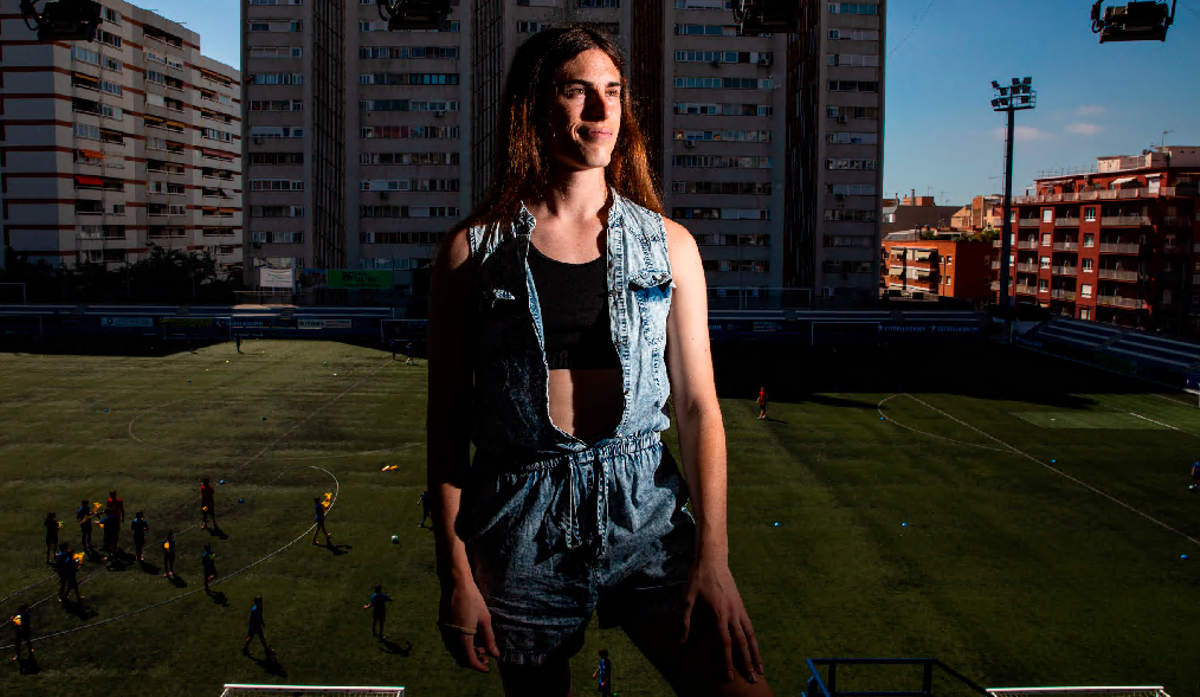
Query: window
98 30 121 47
827 81 879 92
112 203 125 215
1083 234 1095 248
101 80 123 96
146 70 166 85
674 24 740 36
829 2 878 13
944 276 952 285
359 73 461 86
827 53 880 67
828 29 880 40
1081 284 1093 298
825 132 878 145
1084 207 1096 222
1042 209 1053 223
1038 279 1049 292
1083 258 1094 272
102 56 122 72
102 6 120 23
825 157 877 170
75 123 100 140
1041 233 1051 246
71 45 100 65
360 46 459 59
1080 307 1091 320
1040 256 1050 268
945 255 953 265
250 73 304 86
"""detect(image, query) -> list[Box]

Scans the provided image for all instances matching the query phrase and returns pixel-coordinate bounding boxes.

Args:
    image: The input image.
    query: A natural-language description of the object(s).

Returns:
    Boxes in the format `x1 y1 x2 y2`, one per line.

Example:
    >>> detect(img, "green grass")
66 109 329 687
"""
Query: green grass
1 340 1199 696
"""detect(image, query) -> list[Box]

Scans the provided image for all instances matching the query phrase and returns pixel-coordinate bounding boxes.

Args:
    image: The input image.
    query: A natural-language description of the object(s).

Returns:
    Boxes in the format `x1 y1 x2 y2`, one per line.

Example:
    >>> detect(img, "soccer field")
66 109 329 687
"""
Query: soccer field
1 339 1198 696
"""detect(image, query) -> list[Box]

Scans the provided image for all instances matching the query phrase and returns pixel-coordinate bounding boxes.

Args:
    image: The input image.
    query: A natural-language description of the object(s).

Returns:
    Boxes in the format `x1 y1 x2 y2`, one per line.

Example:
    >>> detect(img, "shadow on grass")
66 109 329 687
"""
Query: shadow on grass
139 560 161 575
207 590 229 607
381 638 412 657
206 526 230 541
62 598 98 620
12 654 40 675
248 652 287 677
321 542 352 556
168 574 188 588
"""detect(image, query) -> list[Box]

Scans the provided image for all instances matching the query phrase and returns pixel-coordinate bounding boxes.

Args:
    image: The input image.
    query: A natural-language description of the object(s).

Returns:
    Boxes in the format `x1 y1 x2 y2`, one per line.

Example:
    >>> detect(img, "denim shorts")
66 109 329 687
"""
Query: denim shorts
461 433 696 666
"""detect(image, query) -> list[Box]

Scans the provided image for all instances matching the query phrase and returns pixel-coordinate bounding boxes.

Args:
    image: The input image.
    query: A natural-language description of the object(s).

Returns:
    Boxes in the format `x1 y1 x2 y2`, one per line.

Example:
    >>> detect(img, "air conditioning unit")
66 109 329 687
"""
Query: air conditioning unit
433 110 446 117
684 140 695 149
837 114 849 123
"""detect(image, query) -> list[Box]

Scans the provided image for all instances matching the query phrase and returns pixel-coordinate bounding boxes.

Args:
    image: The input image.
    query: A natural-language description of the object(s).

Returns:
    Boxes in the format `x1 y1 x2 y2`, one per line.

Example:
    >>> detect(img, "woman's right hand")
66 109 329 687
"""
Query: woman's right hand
438 580 500 672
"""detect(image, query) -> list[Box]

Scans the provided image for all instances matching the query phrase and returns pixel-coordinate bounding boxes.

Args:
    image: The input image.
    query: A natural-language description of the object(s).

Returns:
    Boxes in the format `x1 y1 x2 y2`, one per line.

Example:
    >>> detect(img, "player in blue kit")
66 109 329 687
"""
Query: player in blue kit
243 596 273 658
363 584 393 640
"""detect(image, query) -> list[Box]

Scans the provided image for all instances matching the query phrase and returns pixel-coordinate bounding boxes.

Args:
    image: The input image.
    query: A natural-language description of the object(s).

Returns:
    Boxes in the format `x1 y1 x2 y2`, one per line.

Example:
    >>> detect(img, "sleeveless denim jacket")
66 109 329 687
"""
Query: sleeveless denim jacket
467 191 673 463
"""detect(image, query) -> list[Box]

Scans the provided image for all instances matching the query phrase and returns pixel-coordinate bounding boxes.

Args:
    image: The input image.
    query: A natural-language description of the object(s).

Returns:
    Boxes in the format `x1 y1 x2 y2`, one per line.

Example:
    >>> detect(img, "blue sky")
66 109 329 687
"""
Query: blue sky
163 0 1200 207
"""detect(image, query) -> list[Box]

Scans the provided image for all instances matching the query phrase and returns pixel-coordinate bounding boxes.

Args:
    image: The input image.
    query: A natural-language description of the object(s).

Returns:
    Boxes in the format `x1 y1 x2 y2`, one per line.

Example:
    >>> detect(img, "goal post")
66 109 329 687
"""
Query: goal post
987 687 1170 697
219 686 404 697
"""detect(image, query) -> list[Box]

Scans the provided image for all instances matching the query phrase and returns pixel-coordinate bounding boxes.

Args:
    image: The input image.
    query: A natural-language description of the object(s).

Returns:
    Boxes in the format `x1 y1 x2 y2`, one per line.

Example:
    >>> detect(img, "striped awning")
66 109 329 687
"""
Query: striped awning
75 174 104 186
79 149 105 159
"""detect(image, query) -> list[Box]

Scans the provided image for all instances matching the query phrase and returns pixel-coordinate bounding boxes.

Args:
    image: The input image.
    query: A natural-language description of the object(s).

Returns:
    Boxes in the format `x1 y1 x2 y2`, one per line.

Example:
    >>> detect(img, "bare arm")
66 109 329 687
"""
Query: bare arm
426 227 499 671
663 218 765 684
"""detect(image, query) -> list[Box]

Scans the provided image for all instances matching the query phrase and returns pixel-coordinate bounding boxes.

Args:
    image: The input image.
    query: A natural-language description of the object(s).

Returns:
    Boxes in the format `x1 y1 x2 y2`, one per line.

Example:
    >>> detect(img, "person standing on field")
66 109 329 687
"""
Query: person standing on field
427 25 769 696
756 387 768 420
200 477 216 530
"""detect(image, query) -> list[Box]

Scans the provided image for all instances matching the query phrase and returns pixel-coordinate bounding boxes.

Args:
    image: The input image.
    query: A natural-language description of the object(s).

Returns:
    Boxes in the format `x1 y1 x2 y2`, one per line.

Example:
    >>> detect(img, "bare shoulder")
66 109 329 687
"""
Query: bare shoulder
435 224 473 273
661 217 700 265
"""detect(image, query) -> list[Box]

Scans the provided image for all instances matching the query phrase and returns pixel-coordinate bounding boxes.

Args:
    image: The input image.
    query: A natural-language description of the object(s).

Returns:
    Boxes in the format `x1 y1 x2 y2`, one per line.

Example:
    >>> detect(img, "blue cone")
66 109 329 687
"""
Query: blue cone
773 522 780 527
103 409 109 412
238 499 245 504
262 417 267 420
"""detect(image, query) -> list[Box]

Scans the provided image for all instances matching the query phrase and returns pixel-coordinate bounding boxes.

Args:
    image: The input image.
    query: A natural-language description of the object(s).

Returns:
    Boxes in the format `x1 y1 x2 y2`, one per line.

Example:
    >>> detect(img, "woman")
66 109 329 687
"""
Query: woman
427 25 770 696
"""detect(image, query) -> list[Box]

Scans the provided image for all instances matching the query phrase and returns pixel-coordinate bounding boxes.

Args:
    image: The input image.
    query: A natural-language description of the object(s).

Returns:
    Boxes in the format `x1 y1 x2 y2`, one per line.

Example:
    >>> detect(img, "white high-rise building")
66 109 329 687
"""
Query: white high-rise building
0 0 243 278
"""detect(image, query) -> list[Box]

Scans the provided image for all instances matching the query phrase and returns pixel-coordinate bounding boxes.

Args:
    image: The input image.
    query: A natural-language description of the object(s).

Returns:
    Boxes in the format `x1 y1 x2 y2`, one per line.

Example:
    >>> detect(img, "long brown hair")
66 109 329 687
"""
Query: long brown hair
462 24 662 229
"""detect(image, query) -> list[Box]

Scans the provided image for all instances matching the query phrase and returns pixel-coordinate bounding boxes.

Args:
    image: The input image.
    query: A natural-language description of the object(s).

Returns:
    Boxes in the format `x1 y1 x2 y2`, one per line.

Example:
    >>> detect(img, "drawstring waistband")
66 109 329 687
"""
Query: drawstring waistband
478 433 661 559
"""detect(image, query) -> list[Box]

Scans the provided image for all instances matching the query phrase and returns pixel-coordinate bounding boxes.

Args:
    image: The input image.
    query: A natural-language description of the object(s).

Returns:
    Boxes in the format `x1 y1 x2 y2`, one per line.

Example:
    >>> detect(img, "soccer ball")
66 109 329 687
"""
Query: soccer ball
391 535 399 544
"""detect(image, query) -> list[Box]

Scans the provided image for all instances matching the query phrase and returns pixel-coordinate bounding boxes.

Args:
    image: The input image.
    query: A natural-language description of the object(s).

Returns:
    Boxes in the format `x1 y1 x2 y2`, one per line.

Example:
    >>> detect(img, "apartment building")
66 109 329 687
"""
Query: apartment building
244 0 884 305
992 146 1200 334
882 236 992 303
785 1 885 304
0 0 243 277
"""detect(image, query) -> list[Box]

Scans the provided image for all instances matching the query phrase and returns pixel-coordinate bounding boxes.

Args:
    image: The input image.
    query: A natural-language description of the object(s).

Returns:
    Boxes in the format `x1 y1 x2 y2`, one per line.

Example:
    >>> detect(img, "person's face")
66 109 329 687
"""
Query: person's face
544 48 623 173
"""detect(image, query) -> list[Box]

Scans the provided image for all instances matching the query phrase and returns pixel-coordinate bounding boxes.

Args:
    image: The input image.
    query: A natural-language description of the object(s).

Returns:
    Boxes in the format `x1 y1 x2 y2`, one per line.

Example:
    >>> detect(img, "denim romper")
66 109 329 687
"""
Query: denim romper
461 191 697 666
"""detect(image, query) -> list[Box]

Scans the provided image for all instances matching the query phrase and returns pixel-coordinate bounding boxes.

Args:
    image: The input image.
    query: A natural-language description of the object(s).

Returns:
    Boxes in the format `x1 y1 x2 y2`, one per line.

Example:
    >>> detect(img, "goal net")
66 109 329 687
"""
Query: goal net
219 686 403 697
988 687 1170 697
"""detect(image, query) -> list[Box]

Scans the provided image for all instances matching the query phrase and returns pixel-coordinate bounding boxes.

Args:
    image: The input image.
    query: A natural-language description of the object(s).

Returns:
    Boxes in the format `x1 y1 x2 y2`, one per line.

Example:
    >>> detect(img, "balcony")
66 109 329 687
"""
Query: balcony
1096 295 1145 310
1163 215 1193 227
1050 289 1077 301
990 281 1000 291
1098 269 1139 282
1051 266 1077 276
1054 218 1080 227
990 261 1001 270
1052 241 1079 252
1017 240 1039 250
1015 284 1037 295
1018 219 1040 228
1100 215 1151 226
1098 243 1140 254
1015 262 1040 274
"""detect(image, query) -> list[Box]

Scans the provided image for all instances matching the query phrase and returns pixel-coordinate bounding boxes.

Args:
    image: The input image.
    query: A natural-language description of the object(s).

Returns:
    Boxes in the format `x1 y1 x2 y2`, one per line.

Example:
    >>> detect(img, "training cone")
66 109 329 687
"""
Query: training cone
391 535 399 544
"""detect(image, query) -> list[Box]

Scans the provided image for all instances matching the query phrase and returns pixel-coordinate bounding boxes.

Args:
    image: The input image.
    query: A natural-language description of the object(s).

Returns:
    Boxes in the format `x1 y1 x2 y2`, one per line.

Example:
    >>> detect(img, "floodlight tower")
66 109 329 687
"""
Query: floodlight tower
991 77 1036 340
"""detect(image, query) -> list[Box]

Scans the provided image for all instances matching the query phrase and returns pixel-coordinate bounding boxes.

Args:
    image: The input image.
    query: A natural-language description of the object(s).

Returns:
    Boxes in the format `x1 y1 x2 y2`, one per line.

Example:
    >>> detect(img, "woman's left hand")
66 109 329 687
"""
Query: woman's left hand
679 557 765 684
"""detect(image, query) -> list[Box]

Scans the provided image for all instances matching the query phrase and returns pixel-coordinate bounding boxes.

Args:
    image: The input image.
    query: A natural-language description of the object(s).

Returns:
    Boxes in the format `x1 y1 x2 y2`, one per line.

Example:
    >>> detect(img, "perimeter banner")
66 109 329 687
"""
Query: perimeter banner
259 267 295 289
326 270 393 290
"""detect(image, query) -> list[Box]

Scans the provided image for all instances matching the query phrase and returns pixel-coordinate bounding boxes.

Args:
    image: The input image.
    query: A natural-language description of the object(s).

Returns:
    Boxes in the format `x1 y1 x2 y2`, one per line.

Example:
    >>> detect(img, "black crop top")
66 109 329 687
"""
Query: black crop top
527 244 621 370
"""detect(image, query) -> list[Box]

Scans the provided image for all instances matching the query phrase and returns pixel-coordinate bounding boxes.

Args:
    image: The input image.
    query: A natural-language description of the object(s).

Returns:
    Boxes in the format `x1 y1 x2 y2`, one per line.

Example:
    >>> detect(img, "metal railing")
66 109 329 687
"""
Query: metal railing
1015 284 1037 295
1100 215 1151 226
1017 219 1040 227
1015 263 1040 273
1096 295 1145 310
1052 241 1079 251
1098 243 1140 254
1163 215 1193 227
1054 218 1080 227
990 281 1000 290
1097 269 1138 281
805 658 987 697
1051 265 1077 276
1050 289 1077 301
1017 240 1039 250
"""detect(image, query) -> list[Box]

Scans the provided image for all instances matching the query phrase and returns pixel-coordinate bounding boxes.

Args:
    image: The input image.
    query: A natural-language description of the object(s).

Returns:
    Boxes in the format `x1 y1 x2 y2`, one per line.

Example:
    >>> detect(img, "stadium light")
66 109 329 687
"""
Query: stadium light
19 0 102 42
991 76 1037 341
376 0 450 31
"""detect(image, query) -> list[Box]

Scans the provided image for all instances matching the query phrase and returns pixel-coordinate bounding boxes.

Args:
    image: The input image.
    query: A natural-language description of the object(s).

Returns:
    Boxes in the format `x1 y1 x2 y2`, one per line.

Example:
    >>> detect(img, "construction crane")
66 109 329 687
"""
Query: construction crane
1091 0 1176 42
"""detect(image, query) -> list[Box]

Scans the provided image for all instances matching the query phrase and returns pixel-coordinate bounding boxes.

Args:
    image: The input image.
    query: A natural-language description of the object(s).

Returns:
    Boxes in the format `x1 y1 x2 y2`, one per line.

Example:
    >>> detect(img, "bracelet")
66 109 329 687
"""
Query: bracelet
436 622 477 636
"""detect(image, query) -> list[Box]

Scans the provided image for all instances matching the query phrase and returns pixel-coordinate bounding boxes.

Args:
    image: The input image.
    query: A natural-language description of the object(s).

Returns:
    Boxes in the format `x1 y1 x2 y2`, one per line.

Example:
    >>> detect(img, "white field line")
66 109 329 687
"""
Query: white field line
876 394 1009 453
901 392 1200 549
0 465 341 650
1127 412 1186 433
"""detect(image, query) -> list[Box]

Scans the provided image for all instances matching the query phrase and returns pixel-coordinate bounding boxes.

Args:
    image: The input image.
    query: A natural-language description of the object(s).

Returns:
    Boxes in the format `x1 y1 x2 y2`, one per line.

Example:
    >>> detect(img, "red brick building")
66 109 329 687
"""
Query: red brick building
992 146 1200 333
883 236 993 302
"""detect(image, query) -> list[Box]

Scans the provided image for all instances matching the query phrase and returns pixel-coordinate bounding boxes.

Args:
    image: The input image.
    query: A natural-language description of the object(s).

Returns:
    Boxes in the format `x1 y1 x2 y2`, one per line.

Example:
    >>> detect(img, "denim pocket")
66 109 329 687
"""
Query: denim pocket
628 270 672 347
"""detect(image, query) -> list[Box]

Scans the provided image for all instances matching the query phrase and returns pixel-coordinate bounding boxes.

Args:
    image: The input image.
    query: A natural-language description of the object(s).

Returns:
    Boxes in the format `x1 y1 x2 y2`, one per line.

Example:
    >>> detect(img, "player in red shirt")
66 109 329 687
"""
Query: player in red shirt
757 387 769 420
200 477 217 529
105 490 125 551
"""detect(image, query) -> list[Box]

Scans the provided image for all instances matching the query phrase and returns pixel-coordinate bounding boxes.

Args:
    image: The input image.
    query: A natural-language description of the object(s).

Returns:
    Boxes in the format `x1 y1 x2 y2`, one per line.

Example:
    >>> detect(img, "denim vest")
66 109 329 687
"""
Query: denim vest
468 191 673 463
